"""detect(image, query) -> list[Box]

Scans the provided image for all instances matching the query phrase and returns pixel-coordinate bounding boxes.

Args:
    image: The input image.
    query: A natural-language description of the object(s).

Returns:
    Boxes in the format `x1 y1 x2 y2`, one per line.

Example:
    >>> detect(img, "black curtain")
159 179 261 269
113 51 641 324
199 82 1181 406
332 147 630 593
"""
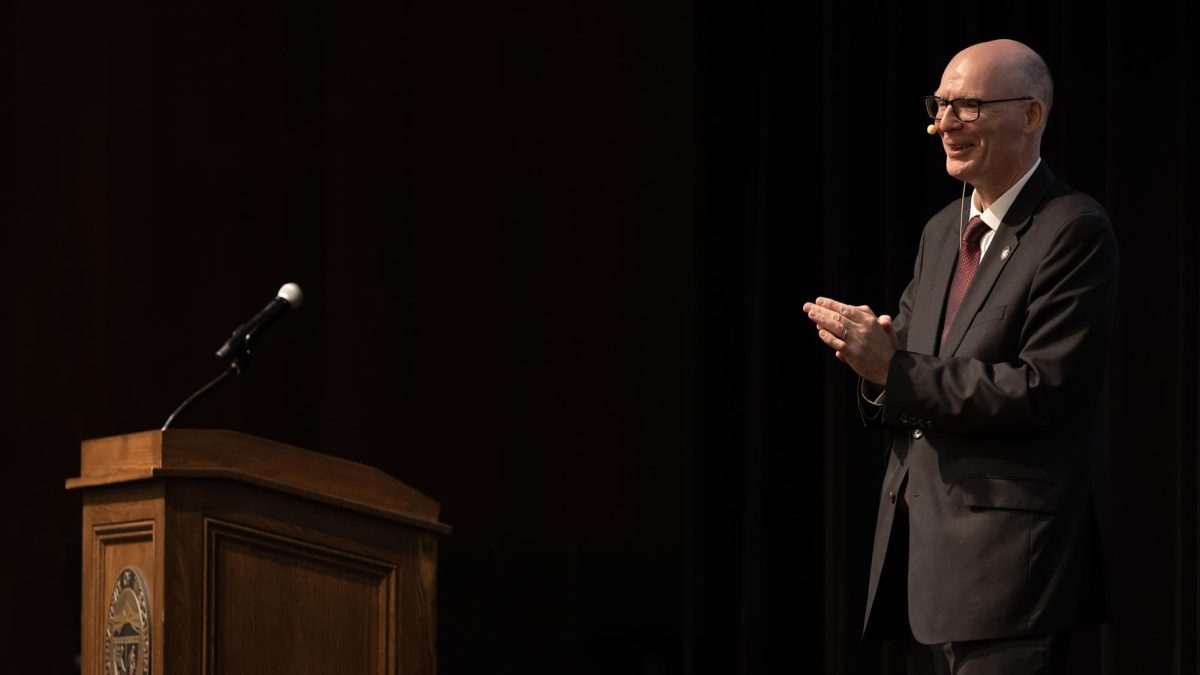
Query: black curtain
1 0 1197 673
1 1 693 673
689 1 1199 673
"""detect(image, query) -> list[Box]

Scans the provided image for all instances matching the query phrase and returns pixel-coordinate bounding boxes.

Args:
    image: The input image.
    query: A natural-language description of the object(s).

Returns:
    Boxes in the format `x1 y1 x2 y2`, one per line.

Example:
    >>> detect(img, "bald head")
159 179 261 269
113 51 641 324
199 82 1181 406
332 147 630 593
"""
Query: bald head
948 39 1053 115
934 40 1053 207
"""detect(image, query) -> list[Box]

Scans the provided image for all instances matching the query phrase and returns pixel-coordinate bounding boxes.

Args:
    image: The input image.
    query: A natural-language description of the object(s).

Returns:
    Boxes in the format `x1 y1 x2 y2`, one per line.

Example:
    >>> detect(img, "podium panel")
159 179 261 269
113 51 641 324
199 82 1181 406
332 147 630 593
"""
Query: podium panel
68 429 447 675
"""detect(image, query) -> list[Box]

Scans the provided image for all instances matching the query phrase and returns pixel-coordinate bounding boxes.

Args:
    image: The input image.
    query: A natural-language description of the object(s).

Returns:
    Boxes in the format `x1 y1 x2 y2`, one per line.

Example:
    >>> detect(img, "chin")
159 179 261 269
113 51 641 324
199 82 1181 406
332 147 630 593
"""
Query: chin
944 158 973 183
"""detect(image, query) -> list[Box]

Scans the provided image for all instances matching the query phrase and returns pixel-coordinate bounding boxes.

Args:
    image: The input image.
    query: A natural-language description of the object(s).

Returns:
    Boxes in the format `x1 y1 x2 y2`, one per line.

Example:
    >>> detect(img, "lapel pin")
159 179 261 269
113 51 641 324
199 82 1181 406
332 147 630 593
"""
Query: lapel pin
1000 245 1011 261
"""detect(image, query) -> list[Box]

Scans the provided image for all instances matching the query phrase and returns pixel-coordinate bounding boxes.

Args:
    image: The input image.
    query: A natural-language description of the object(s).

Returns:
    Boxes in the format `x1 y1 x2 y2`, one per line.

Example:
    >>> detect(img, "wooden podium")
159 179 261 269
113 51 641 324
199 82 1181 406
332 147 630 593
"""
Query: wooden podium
66 429 449 675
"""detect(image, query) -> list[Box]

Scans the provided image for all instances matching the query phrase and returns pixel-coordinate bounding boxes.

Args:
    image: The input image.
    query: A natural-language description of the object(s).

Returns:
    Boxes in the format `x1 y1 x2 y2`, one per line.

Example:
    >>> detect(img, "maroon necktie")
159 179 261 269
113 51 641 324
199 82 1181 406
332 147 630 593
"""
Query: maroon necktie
940 215 989 349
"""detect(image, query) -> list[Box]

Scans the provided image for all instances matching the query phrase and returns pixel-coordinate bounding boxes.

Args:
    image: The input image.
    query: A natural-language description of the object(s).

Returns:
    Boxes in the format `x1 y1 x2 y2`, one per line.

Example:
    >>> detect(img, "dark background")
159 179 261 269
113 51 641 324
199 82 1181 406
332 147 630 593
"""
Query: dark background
0 0 1195 673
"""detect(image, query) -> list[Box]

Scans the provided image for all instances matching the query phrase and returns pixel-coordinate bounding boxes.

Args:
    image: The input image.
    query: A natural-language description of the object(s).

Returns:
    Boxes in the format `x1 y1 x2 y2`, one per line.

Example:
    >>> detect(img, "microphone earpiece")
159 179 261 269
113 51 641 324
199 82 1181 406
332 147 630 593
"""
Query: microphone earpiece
927 124 938 135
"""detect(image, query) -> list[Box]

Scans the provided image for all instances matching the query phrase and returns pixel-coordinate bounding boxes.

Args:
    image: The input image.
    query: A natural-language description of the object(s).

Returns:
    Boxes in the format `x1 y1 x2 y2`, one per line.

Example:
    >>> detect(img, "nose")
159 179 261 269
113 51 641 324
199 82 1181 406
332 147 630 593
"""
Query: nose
936 105 964 133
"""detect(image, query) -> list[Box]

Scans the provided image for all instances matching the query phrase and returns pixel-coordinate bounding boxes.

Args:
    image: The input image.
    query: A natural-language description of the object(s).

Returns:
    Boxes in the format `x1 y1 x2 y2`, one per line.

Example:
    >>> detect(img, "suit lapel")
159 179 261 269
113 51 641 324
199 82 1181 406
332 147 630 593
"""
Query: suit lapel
907 212 960 355
941 162 1056 356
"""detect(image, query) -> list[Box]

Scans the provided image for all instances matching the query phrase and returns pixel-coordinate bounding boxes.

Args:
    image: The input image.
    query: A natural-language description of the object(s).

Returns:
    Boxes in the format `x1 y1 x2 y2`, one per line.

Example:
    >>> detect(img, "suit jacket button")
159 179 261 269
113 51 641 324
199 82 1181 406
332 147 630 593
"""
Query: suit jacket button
888 490 896 503
912 429 923 439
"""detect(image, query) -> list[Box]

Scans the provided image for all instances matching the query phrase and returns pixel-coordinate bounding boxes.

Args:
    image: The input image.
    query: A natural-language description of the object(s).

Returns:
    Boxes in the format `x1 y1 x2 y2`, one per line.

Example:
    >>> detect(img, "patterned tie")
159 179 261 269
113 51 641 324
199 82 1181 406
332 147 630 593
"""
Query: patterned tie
940 215 989 350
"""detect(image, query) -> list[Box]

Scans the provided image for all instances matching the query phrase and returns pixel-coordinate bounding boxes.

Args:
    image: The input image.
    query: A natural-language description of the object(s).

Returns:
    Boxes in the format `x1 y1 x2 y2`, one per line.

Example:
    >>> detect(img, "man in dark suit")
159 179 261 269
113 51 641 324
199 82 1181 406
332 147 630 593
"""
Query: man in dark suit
803 39 1118 674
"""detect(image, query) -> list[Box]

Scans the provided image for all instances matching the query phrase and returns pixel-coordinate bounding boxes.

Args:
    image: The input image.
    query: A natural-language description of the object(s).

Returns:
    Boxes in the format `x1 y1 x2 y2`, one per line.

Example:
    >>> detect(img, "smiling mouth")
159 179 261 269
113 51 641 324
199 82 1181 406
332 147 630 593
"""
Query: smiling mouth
948 143 974 152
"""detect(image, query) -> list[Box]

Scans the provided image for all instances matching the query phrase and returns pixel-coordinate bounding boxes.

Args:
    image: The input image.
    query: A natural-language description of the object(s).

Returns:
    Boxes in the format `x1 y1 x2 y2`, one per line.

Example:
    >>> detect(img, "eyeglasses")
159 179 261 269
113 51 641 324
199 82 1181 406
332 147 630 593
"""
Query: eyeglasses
924 95 1034 122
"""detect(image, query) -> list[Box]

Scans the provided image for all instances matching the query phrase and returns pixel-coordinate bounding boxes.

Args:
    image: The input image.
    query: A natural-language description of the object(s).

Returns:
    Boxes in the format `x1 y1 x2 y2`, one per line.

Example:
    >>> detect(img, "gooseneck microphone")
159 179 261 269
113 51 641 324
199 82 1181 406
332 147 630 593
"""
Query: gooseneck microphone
161 282 304 431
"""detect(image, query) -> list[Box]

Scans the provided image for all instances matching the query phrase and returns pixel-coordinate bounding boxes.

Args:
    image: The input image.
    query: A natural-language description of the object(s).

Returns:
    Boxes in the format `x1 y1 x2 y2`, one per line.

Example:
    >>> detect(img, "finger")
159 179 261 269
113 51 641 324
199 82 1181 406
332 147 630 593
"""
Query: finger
841 304 877 323
877 315 899 349
817 327 846 352
817 297 868 324
878 315 896 336
806 302 844 331
818 327 846 350
815 296 852 318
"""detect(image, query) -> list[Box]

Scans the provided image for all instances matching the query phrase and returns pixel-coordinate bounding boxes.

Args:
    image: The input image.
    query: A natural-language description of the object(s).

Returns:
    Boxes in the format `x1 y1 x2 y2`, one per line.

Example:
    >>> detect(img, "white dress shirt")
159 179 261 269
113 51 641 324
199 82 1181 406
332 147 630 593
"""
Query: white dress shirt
970 157 1041 259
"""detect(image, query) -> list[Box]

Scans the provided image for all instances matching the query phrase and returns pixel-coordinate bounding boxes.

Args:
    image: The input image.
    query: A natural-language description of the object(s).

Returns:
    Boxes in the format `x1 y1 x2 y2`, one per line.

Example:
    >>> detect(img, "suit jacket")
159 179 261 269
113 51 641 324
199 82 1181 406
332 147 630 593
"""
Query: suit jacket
860 162 1118 645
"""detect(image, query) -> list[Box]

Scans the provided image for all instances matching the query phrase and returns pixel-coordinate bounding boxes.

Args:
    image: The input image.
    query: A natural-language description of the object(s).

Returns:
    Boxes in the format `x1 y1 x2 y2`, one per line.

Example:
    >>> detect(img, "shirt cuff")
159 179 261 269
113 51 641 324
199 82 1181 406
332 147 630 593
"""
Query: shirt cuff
860 379 886 406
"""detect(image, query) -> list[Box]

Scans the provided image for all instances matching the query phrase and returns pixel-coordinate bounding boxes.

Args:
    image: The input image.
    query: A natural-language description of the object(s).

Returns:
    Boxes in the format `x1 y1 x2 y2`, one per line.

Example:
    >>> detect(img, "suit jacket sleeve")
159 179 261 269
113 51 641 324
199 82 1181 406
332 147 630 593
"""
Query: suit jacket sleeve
878 211 1118 436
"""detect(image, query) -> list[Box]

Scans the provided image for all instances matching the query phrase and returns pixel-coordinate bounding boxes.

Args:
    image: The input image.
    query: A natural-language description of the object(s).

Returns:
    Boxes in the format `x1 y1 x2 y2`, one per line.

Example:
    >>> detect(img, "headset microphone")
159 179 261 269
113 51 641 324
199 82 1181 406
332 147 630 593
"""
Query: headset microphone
927 124 938 135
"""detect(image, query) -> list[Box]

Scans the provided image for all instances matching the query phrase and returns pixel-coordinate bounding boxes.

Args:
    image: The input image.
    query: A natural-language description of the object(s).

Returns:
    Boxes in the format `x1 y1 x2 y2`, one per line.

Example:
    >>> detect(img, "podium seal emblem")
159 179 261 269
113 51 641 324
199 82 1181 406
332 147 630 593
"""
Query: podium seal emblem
104 566 151 675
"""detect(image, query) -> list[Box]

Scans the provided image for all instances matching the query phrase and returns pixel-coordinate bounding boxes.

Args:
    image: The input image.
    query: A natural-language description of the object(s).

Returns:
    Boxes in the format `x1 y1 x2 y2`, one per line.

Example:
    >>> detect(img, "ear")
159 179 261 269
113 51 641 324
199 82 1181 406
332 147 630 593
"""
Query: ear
1023 100 1046 133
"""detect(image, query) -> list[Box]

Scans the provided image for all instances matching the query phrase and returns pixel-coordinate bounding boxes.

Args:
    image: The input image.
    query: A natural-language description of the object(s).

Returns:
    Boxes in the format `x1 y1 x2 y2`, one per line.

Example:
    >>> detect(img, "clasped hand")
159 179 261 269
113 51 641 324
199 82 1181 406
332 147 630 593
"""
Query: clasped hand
802 297 898 386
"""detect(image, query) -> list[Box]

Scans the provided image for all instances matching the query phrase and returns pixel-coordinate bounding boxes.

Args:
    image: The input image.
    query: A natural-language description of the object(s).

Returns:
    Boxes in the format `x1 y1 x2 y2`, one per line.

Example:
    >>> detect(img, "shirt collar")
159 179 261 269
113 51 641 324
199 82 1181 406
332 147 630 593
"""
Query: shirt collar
969 157 1042 231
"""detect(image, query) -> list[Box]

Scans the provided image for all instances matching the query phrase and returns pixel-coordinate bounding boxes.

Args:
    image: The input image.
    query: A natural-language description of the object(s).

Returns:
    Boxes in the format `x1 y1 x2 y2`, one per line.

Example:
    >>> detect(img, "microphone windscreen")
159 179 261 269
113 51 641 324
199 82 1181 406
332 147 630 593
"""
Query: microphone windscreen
927 124 938 135
277 282 304 308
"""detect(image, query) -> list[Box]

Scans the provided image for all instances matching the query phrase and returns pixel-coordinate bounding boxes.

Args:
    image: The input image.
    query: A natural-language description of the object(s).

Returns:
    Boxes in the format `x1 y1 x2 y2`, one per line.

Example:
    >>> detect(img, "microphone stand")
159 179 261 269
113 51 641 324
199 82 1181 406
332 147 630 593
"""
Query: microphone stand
160 333 255 431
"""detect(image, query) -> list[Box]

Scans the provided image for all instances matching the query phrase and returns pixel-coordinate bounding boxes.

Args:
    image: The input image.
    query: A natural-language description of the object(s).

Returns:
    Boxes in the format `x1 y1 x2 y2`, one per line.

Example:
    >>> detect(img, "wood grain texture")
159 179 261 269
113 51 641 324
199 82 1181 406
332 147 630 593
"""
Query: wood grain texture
69 429 450 534
206 519 394 674
73 431 442 675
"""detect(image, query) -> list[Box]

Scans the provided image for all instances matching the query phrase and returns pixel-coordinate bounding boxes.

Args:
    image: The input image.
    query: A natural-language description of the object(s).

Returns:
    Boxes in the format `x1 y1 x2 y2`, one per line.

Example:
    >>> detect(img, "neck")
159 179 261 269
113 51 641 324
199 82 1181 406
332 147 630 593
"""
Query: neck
973 188 1000 213
972 156 1039 212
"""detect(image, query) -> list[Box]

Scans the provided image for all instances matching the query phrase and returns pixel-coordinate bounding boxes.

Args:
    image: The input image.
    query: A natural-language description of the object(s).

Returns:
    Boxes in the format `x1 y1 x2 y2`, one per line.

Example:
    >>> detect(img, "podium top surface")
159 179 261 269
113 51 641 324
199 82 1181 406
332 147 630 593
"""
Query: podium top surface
66 429 449 534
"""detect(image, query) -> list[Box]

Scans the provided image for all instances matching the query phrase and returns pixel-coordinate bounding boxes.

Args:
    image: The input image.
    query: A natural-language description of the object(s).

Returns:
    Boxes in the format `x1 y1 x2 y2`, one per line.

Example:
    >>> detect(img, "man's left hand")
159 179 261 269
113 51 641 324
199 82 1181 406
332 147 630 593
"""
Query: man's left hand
803 297 898 386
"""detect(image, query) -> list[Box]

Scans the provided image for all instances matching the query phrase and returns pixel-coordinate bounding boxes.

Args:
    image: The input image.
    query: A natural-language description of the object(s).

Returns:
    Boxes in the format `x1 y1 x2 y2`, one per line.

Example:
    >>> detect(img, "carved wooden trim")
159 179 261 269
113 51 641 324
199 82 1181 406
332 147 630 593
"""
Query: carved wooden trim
90 521 156 675
92 522 155 623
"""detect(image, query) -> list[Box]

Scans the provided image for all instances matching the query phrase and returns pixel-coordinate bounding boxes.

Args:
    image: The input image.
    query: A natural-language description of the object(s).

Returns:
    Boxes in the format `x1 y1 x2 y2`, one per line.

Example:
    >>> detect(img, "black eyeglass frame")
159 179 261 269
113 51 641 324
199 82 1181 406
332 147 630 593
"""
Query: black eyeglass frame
924 95 1035 122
